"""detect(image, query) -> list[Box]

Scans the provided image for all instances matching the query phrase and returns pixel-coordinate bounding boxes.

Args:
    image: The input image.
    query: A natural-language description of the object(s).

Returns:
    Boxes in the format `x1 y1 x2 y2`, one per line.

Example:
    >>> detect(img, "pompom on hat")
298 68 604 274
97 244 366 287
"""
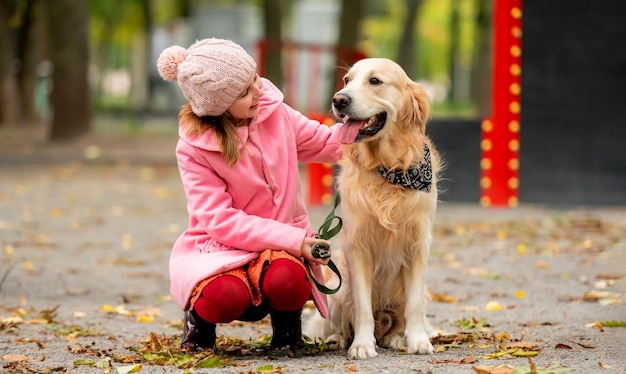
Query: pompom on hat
156 38 257 117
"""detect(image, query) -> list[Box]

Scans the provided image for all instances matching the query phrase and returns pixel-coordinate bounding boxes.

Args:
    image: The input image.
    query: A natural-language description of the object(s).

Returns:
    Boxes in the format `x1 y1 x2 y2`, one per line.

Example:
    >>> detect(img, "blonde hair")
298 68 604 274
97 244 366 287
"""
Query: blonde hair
178 104 246 166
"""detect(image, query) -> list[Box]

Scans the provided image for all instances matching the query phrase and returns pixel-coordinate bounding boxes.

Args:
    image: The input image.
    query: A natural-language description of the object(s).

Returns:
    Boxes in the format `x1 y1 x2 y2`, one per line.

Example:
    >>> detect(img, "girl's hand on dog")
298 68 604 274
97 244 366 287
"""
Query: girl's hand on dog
300 237 332 266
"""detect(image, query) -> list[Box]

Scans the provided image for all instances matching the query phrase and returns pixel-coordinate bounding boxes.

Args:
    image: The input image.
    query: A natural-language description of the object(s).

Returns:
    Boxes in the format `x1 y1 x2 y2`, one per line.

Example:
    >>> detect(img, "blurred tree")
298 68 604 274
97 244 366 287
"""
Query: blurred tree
89 0 143 108
44 0 90 140
261 0 284 89
396 0 422 79
447 0 459 101
0 0 41 127
141 0 154 110
0 0 12 125
329 0 364 102
470 0 491 118
175 0 191 18
13 0 37 123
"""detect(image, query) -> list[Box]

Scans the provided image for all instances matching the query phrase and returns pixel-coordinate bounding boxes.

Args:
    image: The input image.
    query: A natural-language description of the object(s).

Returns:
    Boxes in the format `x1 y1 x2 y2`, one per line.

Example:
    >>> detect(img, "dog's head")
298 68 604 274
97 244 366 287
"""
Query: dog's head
333 58 431 144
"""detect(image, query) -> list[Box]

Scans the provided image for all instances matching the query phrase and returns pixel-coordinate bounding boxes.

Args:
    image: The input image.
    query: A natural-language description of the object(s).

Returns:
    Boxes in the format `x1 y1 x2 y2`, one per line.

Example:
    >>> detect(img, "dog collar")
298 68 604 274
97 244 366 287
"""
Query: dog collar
377 143 432 192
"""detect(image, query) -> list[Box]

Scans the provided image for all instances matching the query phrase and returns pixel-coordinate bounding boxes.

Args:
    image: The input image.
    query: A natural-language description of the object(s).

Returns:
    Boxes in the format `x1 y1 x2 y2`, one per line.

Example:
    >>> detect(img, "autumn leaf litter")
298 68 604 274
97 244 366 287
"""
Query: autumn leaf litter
0 160 625 373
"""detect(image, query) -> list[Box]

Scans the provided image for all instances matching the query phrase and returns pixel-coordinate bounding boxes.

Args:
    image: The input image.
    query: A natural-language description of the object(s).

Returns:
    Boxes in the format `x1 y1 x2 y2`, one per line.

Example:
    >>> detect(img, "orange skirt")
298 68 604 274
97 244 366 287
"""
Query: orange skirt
188 249 307 310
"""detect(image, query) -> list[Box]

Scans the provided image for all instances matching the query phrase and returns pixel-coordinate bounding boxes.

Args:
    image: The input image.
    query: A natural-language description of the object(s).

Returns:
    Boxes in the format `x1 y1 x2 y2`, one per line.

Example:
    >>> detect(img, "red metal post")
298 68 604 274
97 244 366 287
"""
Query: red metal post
480 0 523 208
254 40 366 206
306 114 335 206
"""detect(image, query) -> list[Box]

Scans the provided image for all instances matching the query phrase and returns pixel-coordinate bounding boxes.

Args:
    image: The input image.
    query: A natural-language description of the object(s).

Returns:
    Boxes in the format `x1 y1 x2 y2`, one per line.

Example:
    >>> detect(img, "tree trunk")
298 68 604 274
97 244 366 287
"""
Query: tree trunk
396 0 422 79
447 0 460 101
0 0 12 125
176 0 191 18
330 0 364 102
141 0 153 111
44 0 90 140
262 0 283 89
14 0 38 124
471 0 492 118
1 0 40 126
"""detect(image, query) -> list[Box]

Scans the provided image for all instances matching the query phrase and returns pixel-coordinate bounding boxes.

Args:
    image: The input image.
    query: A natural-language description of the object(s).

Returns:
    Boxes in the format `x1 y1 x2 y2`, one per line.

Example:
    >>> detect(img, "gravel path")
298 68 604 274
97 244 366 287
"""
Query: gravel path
0 127 624 374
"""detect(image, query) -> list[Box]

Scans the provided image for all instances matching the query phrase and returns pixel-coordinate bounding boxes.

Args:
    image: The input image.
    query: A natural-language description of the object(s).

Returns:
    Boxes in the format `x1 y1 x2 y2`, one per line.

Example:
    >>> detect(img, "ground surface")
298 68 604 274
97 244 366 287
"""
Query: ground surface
0 123 625 374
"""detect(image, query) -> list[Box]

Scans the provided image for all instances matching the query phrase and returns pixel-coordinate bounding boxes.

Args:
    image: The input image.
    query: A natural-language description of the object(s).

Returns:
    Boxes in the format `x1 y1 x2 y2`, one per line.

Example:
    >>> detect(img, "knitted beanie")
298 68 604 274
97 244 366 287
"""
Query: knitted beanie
156 38 257 116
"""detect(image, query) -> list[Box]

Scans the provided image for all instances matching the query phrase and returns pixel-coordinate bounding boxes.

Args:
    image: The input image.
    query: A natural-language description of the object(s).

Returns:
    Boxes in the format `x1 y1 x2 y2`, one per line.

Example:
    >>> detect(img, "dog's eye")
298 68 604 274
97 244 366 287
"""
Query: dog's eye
369 77 382 85
343 77 349 85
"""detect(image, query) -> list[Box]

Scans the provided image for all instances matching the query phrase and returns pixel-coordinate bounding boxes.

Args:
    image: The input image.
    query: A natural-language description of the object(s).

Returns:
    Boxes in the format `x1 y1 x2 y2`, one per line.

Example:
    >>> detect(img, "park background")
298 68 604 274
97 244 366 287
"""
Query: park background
1 0 625 204
1 1 625 373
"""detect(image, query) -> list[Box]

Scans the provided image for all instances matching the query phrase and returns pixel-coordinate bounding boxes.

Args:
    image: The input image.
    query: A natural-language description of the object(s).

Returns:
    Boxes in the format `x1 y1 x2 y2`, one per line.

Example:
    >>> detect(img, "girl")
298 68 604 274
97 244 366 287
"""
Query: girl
156 38 347 353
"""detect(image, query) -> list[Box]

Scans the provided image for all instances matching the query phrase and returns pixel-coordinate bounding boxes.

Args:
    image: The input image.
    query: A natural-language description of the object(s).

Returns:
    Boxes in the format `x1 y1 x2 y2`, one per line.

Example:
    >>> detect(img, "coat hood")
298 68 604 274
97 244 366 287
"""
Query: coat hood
178 78 284 152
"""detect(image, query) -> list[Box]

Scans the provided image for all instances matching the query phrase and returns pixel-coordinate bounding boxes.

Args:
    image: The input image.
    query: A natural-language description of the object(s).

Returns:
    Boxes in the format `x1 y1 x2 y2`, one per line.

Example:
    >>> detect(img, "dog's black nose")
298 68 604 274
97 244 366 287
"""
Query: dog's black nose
332 93 352 110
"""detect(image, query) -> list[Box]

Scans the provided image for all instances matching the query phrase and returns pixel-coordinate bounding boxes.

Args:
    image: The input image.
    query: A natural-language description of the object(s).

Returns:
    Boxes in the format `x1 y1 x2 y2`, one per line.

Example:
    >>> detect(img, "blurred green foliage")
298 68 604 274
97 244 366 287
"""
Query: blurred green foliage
88 0 480 116
362 0 476 80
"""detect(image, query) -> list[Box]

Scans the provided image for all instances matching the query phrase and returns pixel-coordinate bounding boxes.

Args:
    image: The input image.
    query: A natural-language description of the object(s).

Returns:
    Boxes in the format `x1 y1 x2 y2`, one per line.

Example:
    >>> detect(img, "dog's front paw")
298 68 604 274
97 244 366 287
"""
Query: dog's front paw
348 337 378 359
406 332 434 355
325 333 347 350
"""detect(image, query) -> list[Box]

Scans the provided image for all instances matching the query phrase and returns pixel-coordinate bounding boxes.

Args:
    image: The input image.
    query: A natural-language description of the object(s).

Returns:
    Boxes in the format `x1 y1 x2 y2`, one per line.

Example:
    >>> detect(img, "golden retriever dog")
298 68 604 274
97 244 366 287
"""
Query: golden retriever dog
304 58 441 359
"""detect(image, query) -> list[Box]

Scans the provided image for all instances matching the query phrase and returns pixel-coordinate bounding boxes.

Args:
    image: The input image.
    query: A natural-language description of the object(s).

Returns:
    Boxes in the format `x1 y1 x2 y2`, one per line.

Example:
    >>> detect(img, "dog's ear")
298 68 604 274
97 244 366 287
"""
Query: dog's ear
400 81 431 134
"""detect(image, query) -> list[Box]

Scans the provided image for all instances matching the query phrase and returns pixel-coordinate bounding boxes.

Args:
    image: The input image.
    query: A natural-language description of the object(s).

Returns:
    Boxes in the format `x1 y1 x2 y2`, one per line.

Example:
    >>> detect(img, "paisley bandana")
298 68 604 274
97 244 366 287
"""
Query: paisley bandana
377 143 432 192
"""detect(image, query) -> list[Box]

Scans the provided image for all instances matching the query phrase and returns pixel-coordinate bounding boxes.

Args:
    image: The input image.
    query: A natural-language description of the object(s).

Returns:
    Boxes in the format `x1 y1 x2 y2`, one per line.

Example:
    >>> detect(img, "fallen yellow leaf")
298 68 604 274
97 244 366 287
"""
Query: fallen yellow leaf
511 349 539 357
84 145 102 160
3 245 14 256
116 364 142 374
485 301 502 311
153 186 172 199
583 290 620 302
598 299 622 306
158 294 172 302
431 292 458 303
122 234 133 250
514 290 526 298
455 225 466 236
496 332 510 341
480 348 517 359
2 316 22 323
2 354 28 362
102 304 132 316
137 315 155 323
585 321 604 331
473 364 514 373
139 167 155 181
166 223 180 234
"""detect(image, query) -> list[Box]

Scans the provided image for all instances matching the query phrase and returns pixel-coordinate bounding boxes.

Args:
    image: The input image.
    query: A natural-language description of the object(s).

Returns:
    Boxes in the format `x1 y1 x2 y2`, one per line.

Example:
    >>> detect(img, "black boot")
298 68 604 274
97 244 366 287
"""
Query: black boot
269 308 304 355
180 310 217 351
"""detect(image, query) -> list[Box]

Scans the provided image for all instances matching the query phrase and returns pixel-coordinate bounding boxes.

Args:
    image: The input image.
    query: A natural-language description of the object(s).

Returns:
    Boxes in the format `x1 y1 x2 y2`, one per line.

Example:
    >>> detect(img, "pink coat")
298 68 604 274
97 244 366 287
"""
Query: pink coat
170 78 343 318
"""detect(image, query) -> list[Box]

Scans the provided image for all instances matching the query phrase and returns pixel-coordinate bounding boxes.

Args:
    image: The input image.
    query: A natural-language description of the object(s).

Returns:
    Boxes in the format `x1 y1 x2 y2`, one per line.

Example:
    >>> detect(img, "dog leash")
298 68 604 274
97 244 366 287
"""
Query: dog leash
304 193 342 294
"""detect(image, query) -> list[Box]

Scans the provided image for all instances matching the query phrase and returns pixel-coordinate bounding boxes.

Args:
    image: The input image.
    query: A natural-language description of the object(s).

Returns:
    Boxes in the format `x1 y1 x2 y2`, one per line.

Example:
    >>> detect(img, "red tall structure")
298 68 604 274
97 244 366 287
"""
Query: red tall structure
255 40 365 206
480 0 523 208
306 114 336 206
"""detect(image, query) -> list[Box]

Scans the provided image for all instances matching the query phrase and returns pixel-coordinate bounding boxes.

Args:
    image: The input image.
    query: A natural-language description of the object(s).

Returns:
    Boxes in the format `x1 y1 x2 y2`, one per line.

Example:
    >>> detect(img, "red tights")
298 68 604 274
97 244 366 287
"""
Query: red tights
193 259 310 323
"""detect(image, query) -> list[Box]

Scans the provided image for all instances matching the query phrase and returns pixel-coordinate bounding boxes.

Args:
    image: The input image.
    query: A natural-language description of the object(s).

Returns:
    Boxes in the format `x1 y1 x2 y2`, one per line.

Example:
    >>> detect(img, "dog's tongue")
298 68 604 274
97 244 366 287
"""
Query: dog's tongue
339 119 366 144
